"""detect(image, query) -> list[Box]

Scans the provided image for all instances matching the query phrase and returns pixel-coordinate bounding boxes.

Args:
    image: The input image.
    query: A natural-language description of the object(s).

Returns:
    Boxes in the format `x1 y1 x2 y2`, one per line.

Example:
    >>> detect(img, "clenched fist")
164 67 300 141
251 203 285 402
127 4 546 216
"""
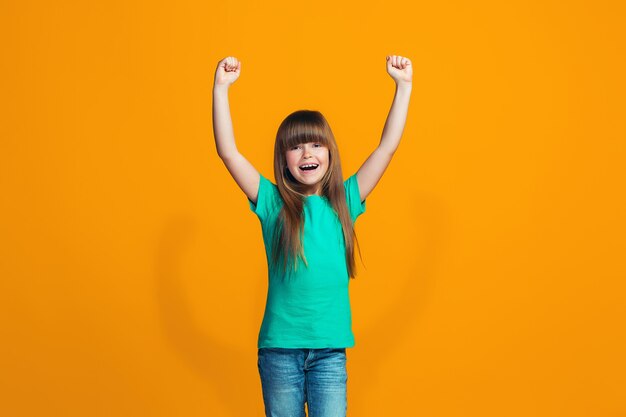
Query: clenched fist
386 55 412 84
214 56 241 87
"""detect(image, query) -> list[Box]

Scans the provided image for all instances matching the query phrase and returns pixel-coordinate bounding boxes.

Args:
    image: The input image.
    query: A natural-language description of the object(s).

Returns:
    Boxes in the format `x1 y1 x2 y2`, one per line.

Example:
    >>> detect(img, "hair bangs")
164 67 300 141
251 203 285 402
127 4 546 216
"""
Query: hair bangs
281 120 331 152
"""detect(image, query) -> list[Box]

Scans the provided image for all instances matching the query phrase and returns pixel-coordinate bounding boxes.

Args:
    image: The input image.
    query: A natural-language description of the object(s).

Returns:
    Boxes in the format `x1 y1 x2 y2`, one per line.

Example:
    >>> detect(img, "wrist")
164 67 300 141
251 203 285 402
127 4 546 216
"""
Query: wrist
395 80 412 88
213 83 230 93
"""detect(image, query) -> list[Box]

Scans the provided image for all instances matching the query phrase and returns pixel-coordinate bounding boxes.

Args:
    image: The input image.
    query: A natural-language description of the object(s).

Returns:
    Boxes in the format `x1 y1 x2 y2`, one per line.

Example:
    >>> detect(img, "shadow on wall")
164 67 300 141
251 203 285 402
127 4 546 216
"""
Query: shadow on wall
153 191 447 416
349 192 447 411
154 216 264 417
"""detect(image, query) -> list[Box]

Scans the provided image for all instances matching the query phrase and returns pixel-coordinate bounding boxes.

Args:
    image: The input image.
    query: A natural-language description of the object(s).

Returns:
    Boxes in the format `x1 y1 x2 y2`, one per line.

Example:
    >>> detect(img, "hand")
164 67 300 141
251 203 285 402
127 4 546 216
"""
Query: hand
214 56 242 87
386 55 412 85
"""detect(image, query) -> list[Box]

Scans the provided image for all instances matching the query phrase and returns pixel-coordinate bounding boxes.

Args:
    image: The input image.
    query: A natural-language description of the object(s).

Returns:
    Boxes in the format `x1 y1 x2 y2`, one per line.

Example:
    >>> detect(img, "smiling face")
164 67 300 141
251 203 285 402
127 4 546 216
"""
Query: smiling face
285 141 330 195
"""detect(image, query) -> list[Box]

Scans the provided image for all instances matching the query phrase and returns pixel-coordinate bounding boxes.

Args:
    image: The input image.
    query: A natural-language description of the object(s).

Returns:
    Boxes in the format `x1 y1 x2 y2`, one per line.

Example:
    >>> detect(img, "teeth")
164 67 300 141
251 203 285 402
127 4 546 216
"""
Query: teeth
300 164 318 168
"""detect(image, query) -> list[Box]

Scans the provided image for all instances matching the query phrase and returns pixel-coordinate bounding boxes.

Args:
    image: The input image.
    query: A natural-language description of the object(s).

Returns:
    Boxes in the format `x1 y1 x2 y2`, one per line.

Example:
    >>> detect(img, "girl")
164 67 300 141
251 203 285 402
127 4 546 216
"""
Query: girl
212 55 412 417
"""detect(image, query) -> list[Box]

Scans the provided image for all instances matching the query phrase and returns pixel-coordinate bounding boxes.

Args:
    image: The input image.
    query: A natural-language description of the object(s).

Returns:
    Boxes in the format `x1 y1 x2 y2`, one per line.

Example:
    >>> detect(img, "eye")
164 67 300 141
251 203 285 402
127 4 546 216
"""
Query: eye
313 143 321 147
290 145 301 150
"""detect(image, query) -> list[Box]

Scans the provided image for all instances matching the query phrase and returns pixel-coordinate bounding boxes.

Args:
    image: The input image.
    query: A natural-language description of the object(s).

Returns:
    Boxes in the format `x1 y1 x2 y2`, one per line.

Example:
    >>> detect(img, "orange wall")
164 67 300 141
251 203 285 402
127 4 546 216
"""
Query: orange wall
1 1 625 416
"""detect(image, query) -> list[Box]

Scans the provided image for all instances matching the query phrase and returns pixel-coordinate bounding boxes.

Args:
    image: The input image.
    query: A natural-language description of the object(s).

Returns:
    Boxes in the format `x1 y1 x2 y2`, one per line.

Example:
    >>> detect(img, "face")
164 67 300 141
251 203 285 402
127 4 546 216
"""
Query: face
285 142 330 195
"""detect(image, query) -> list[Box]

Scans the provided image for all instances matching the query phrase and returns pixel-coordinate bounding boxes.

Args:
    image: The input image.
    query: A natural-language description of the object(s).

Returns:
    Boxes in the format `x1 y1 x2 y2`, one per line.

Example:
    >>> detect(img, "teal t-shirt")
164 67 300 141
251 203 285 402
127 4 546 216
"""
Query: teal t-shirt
248 173 366 349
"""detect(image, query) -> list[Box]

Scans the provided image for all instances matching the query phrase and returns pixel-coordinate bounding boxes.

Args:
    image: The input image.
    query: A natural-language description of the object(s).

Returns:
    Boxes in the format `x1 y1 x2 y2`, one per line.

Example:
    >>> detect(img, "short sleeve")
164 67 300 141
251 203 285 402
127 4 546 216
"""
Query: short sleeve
344 173 366 222
248 174 281 222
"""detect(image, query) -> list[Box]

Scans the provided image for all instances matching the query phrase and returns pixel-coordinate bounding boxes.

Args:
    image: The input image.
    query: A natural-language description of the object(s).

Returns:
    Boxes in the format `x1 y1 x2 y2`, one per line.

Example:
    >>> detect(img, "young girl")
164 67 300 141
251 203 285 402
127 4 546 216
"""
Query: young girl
212 55 412 417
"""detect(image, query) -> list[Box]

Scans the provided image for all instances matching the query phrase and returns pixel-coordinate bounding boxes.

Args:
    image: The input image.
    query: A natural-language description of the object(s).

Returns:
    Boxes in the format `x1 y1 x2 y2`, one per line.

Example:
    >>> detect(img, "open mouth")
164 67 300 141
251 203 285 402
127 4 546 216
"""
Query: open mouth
299 163 319 172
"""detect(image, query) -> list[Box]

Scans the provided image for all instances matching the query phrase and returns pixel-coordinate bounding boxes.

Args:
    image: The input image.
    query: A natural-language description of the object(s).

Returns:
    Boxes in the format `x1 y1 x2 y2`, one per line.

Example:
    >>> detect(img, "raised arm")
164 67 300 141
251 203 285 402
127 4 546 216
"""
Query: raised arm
212 56 261 204
356 55 413 202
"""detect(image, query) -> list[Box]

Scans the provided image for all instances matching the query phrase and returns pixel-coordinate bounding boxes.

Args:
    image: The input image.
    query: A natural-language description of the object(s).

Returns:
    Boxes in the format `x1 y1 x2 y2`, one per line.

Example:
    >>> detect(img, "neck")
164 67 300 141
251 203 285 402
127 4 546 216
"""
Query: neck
303 184 322 196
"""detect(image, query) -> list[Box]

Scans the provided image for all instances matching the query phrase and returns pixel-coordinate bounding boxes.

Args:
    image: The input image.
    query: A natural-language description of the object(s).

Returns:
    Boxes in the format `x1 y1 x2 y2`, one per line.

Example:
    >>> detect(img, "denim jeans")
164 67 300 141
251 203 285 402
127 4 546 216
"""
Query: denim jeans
257 347 348 417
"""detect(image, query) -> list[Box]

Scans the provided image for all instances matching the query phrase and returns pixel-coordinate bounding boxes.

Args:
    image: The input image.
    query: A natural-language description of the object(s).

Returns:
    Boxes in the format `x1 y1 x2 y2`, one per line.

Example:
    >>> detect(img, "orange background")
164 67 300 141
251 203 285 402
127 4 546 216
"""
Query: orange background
2 1 625 416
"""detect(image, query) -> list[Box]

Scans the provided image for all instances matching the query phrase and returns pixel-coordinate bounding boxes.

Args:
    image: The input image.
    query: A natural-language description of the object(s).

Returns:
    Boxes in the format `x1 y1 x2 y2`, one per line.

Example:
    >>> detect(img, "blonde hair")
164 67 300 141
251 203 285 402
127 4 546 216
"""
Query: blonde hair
271 110 362 278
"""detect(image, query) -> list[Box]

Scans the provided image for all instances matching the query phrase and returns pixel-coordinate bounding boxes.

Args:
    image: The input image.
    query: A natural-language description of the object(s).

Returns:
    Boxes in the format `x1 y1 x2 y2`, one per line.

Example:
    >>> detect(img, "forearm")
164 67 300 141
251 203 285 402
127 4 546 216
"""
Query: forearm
212 85 239 159
378 81 412 154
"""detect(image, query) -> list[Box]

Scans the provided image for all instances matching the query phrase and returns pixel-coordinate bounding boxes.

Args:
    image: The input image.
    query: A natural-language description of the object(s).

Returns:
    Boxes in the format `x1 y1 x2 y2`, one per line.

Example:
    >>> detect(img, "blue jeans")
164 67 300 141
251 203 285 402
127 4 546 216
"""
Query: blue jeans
257 347 348 417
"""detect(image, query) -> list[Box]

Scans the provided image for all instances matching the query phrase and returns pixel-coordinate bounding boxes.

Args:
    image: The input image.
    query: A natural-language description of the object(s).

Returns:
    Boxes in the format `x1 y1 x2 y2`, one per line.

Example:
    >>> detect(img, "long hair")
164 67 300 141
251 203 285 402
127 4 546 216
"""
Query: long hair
271 109 362 279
